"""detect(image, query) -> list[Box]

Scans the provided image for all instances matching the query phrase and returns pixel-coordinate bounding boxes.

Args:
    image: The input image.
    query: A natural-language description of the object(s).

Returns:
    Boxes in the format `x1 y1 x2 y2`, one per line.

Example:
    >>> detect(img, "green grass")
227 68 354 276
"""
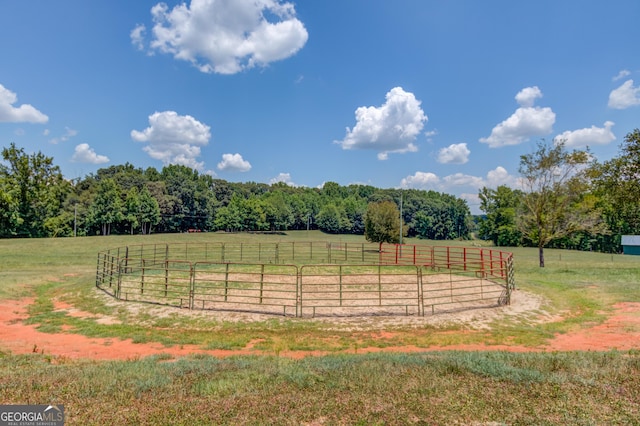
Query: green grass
7 231 638 351
1 350 639 424
1 231 640 424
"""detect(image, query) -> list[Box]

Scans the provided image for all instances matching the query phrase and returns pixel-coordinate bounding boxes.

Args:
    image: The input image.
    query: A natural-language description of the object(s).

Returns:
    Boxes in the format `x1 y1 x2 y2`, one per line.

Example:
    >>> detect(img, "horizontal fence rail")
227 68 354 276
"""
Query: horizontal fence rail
97 242 515 317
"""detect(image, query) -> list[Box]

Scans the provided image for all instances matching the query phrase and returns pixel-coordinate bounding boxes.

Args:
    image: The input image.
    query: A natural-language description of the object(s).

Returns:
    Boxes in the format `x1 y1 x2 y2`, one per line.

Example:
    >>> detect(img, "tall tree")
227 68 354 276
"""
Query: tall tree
0 175 21 236
478 185 523 246
0 143 69 237
262 191 294 231
138 186 161 235
160 165 215 231
590 129 640 238
518 140 605 267
316 203 350 234
364 201 405 250
243 197 268 231
88 178 124 236
342 196 367 234
213 193 245 232
124 187 141 235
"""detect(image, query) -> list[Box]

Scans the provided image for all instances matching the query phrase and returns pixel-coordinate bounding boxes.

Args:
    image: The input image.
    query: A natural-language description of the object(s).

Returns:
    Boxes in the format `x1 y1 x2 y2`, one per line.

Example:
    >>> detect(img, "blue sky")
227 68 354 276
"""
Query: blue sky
1 1 639 213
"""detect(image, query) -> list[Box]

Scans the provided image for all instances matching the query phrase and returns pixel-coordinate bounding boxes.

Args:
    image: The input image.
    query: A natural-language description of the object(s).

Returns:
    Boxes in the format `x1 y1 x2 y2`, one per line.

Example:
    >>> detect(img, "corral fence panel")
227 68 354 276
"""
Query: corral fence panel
96 241 515 317
299 264 422 317
117 259 193 308
99 241 382 265
192 263 299 316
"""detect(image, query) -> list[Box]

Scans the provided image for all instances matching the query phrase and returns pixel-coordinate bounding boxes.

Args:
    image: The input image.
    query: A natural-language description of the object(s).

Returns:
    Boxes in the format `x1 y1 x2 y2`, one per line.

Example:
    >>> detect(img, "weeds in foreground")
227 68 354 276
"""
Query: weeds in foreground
1 350 639 424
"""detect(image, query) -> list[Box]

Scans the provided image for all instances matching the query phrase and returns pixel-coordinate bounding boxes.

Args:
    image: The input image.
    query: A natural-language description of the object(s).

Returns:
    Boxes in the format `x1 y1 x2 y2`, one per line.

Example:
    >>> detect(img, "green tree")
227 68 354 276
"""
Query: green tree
590 129 640 240
124 187 141 235
316 203 350 234
243 197 268 231
63 178 95 237
478 185 523 246
145 180 174 233
408 195 470 240
364 201 405 250
138 185 161 235
0 143 69 237
518 140 605 267
160 165 198 231
321 181 347 199
342 196 367 234
88 178 124 236
0 176 21 236
214 193 245 232
94 163 146 192
159 165 216 231
262 191 294 231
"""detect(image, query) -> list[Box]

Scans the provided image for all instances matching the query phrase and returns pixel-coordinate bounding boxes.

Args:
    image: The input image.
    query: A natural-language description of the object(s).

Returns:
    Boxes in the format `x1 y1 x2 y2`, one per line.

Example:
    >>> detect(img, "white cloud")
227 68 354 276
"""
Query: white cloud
131 111 211 170
270 172 295 186
336 87 427 160
49 127 78 144
71 143 110 164
485 166 520 189
555 121 616 148
400 166 520 192
480 86 555 148
437 143 470 164
0 84 48 123
424 129 438 143
613 69 631 81
514 86 543 107
442 173 484 188
141 0 308 74
130 24 146 51
608 79 640 109
217 153 251 172
401 167 520 214
400 171 439 189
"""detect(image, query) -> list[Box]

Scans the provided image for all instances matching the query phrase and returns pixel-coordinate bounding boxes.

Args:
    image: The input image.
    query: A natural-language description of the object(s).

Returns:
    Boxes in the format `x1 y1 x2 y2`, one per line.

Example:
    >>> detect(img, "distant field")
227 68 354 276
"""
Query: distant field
1 231 639 424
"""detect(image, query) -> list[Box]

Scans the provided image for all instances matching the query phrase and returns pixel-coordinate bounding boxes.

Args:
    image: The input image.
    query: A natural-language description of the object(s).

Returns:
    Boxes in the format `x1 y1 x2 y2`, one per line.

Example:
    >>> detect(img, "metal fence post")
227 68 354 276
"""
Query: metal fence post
224 263 230 302
339 265 343 306
296 266 302 318
141 258 146 295
378 264 382 306
260 264 265 304
116 259 123 299
418 266 424 316
189 262 195 310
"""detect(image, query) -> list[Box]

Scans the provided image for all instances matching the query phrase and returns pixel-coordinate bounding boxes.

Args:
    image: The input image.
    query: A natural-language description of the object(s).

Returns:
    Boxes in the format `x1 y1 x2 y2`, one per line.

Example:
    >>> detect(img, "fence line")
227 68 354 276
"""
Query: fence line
97 242 515 317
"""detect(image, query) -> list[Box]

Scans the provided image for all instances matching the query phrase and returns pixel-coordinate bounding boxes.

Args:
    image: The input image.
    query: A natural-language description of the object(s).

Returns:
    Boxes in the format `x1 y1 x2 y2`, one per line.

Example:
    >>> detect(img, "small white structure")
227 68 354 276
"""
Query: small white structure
621 235 640 255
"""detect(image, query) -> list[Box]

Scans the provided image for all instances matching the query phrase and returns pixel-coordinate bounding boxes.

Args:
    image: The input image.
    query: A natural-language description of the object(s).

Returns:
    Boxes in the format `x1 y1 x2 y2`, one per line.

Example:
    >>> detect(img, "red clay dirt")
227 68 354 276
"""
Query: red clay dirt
1 298 640 361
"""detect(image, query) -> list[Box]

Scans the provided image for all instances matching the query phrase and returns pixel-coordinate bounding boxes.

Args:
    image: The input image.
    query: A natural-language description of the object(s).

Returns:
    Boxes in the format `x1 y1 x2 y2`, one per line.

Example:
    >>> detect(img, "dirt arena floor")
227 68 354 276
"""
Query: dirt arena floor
1 287 640 360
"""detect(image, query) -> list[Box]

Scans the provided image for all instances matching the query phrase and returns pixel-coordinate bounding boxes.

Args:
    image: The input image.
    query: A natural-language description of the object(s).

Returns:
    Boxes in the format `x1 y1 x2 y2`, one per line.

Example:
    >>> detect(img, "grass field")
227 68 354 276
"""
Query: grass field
1 231 639 424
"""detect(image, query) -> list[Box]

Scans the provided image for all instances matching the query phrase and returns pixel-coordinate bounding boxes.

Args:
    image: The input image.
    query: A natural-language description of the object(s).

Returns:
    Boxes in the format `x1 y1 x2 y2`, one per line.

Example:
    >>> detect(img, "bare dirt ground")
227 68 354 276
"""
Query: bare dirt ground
1 289 640 361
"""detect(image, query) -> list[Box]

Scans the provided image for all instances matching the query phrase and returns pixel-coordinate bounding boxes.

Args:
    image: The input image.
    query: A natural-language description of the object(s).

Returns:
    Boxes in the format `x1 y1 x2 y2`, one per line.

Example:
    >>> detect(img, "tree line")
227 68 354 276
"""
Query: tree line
3 128 637 261
0 143 471 240
477 129 640 262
